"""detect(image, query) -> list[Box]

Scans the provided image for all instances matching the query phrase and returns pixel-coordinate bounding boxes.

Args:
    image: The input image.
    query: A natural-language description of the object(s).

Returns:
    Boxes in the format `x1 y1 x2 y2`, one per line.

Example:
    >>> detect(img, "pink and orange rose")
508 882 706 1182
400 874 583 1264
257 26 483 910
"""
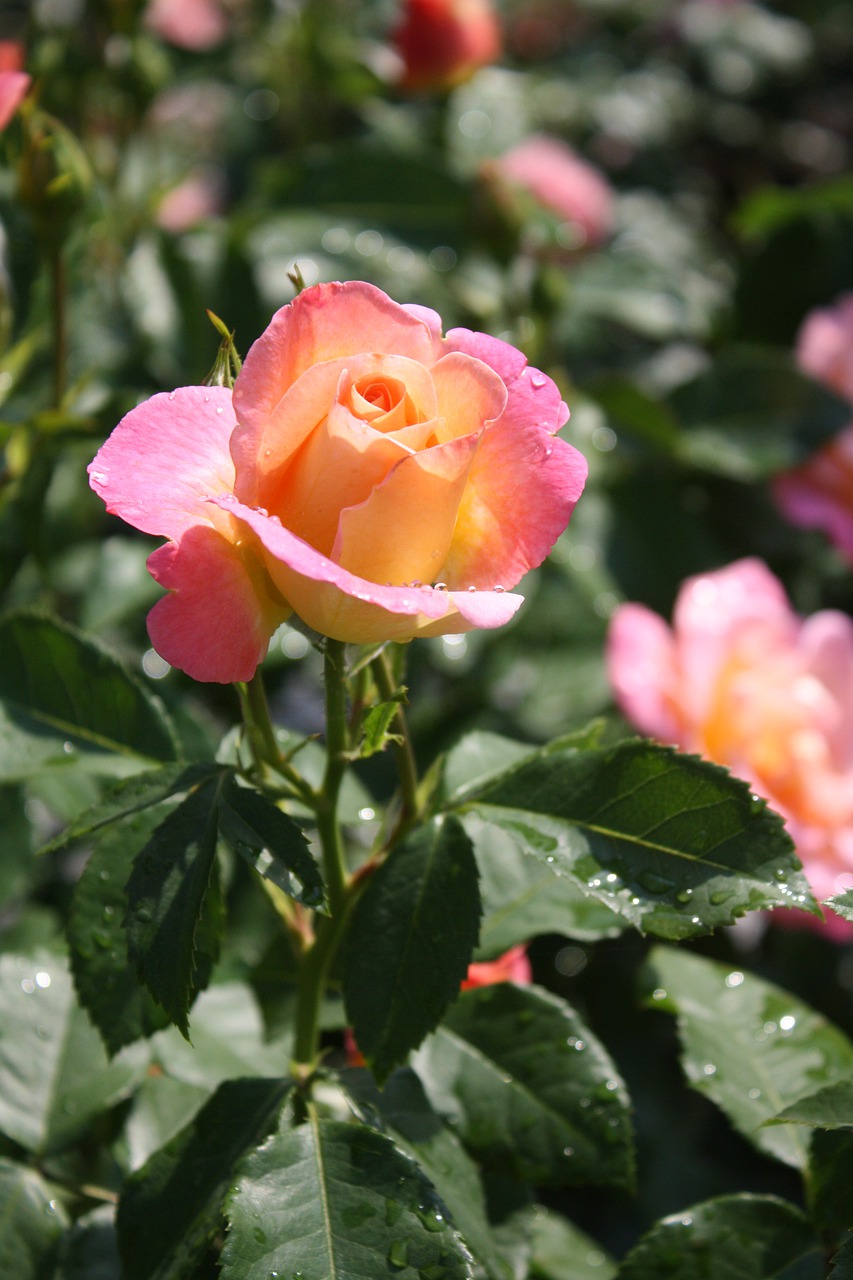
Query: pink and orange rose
89 281 586 683
607 558 853 911
773 294 853 562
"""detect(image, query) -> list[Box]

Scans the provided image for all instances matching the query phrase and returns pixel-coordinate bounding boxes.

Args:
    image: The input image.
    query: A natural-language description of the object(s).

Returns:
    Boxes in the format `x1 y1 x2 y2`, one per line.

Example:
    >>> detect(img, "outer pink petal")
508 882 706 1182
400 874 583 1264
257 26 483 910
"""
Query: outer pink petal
443 328 570 434
441 425 587 588
607 603 682 743
773 430 853 562
231 281 436 478
146 525 289 683
0 70 29 131
88 386 236 540
212 496 522 643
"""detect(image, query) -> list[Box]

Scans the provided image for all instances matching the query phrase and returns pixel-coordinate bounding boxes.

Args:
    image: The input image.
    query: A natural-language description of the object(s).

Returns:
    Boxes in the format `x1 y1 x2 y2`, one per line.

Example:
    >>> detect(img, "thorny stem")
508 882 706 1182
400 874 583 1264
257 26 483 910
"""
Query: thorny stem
371 647 420 833
50 249 67 409
292 639 353 1069
237 672 314 805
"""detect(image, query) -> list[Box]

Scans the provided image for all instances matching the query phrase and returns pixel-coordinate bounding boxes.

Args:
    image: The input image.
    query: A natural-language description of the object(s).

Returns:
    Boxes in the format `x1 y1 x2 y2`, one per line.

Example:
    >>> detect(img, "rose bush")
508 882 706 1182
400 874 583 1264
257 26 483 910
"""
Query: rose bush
773 293 853 562
89 280 586 682
607 558 853 908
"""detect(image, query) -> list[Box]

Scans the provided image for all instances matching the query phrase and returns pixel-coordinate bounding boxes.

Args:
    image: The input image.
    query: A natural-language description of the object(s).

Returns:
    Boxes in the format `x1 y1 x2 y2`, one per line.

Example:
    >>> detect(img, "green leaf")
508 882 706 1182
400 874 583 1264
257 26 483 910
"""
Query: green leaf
67 808 171 1056
830 1231 853 1277
529 1207 616 1280
0 783 33 909
586 376 681 454
0 1158 67 1280
149 983 292 1091
57 1205 120 1280
824 890 853 924
644 947 853 1168
344 1067 512 1280
413 983 634 1189
220 1114 474 1280
39 763 221 857
125 771 227 1036
809 1130 853 1243
615 1194 822 1280
768 1080 853 1131
118 1074 211 1172
668 347 850 480
469 818 626 953
344 815 481 1082
452 739 813 941
117 1077 291 1280
0 950 148 1155
218 776 325 908
360 697 404 757
0 611 178 782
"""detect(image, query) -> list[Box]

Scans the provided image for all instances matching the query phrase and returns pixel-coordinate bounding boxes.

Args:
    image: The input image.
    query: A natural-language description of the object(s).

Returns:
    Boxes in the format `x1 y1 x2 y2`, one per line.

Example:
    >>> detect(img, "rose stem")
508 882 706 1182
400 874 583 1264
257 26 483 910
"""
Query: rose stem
371 647 420 830
292 639 354 1074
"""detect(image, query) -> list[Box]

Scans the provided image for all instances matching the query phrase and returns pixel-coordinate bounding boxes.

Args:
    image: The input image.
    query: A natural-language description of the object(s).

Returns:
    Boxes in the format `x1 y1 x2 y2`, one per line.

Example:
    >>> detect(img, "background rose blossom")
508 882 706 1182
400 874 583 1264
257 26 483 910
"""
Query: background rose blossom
89 281 586 683
0 69 29 132
607 558 853 912
773 294 853 561
144 0 229 50
392 0 502 93
484 135 615 249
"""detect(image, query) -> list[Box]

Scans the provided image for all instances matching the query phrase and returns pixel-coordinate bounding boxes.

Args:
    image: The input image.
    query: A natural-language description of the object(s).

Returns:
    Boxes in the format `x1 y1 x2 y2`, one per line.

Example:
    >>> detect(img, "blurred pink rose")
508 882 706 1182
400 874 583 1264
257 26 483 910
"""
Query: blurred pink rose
607 558 853 913
0 69 29 132
89 281 586 682
485 135 615 249
392 0 502 93
463 944 532 988
156 167 224 232
773 294 853 561
144 0 228 50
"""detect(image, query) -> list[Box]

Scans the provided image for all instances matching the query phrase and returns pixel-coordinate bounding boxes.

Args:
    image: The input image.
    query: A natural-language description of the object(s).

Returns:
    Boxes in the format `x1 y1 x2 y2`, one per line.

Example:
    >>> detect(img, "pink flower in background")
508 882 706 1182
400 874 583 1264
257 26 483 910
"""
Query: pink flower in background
144 0 228 50
392 0 502 93
156 167 225 232
607 558 853 911
773 294 853 561
463 944 532 988
89 280 586 683
0 69 29 132
486 135 615 249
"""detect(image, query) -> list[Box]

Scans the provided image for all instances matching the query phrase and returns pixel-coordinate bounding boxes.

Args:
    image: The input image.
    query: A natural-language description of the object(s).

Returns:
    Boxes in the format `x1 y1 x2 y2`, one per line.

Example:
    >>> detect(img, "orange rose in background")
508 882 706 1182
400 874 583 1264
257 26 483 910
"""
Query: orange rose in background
607 558 853 923
392 0 502 93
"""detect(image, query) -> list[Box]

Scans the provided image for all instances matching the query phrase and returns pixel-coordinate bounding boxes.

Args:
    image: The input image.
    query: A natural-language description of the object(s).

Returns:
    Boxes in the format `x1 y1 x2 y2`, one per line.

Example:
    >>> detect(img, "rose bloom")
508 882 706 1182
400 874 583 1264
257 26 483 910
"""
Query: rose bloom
144 0 228 50
155 167 224 233
0 69 29 132
392 0 502 93
773 294 853 562
485 135 615 250
607 558 853 910
89 281 586 683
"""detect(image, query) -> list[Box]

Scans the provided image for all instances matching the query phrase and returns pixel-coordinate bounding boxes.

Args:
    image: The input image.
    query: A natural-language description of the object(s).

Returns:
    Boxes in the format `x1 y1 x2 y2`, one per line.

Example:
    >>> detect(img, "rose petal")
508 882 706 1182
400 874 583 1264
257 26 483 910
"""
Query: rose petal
443 328 570 434
236 352 439 507
146 525 289 683
232 281 436 483
278 381 412 556
213 496 523 643
0 70 29 131
607 603 681 743
88 386 236 540
441 425 587 588
429 350 507 444
334 432 480 585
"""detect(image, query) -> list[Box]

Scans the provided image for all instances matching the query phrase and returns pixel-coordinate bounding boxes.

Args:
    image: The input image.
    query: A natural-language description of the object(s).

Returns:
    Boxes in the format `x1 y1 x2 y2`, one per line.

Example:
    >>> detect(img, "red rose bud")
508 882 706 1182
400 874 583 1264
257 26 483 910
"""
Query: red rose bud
393 0 501 93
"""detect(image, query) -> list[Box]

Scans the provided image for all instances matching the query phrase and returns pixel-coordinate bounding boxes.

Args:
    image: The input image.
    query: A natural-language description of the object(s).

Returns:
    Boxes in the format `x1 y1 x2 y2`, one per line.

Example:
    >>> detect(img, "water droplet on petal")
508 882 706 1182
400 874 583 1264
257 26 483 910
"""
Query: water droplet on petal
216 405 223 414
168 391 176 401
433 582 447 591
494 585 505 592
467 585 477 592
530 372 547 389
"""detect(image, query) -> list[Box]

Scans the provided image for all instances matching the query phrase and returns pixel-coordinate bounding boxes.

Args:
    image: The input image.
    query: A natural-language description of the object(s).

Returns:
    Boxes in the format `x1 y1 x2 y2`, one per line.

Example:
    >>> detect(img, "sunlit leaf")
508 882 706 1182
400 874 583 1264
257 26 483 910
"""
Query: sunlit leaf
413 983 633 1189
450 739 813 941
220 1115 474 1280
644 947 853 1168
0 1158 67 1279
615 1194 822 1279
